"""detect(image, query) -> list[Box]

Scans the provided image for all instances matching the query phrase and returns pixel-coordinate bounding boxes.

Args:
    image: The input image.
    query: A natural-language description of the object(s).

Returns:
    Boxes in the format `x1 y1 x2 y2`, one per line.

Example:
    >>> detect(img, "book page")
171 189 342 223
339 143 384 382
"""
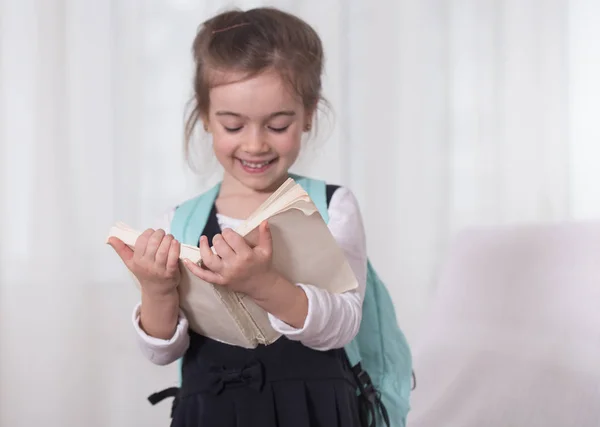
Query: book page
106 224 252 348
106 180 359 348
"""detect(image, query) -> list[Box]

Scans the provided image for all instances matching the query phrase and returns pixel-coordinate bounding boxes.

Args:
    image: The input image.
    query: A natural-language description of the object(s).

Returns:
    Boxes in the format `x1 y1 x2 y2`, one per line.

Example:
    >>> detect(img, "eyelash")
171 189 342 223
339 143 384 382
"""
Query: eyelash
224 126 243 133
269 126 289 133
223 125 290 134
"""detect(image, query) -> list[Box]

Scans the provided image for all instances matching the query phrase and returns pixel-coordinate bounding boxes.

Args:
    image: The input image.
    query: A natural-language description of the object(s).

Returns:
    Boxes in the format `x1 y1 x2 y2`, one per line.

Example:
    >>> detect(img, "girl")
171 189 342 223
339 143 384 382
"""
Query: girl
109 7 367 427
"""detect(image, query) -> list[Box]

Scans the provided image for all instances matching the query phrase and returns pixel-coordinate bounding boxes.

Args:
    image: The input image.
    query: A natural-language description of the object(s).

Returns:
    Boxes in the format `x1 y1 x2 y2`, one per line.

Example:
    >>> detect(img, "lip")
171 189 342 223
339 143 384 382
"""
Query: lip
236 157 278 163
236 157 278 174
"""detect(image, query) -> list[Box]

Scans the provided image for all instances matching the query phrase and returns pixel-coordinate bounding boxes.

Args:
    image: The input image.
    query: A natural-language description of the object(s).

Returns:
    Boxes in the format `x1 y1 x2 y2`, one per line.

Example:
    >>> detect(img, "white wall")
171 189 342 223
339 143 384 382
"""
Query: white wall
1 0 600 426
568 0 600 218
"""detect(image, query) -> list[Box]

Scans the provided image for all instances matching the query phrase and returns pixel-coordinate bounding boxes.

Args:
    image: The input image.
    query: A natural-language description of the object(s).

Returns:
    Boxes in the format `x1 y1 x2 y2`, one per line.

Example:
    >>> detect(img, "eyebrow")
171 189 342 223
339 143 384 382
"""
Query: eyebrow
215 110 296 119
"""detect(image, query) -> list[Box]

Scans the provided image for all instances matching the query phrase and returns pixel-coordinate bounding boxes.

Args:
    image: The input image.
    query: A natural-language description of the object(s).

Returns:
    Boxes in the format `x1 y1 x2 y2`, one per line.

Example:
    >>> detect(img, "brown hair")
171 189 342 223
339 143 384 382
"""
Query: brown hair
184 7 326 162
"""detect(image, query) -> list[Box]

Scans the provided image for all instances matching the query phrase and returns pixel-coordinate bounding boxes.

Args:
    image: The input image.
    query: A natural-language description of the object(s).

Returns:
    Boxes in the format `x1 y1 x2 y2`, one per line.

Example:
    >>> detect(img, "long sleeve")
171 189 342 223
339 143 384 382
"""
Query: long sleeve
132 185 367 363
131 209 190 365
132 302 190 365
267 186 367 350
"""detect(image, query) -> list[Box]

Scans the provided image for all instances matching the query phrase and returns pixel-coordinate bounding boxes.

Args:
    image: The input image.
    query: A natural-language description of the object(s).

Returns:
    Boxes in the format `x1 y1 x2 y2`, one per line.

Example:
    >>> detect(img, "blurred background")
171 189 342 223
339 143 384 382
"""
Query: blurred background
1 0 599 426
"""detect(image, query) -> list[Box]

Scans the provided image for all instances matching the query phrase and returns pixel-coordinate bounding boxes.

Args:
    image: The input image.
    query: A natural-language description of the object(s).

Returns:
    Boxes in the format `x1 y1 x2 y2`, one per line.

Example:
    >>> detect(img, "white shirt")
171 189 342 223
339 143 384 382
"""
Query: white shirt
132 186 367 365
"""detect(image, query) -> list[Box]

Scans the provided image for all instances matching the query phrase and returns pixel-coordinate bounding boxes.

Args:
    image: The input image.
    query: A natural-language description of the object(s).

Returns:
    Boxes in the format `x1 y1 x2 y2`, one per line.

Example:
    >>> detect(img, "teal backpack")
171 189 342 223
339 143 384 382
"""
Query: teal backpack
164 174 413 427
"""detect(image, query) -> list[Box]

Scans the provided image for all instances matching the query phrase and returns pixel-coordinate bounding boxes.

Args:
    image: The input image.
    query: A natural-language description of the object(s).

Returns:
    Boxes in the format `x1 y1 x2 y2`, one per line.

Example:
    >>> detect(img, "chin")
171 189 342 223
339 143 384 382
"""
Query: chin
225 157 291 192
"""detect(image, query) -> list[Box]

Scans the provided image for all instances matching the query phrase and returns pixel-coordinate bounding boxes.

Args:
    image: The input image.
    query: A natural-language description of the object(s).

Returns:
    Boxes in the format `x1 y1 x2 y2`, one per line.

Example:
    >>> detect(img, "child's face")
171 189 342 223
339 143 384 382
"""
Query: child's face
204 69 310 192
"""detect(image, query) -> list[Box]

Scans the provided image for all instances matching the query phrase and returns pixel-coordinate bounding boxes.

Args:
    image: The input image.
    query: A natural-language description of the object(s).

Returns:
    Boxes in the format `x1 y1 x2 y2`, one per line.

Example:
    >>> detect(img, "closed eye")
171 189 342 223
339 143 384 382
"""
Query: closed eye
268 125 290 133
224 126 243 133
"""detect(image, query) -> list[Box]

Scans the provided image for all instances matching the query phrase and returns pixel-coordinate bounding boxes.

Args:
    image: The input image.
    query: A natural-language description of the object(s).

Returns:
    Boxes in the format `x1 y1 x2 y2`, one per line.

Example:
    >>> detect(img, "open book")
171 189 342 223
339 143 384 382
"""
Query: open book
107 178 358 348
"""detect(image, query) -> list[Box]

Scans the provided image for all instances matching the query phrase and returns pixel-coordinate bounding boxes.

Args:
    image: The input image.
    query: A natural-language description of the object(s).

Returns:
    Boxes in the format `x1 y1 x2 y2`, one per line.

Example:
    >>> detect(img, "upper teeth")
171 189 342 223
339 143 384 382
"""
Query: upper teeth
241 160 271 168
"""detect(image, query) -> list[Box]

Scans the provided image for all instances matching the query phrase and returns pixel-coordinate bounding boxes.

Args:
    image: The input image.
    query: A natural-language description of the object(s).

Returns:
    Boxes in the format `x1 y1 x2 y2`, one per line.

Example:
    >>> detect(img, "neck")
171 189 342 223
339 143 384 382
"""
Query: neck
216 172 290 219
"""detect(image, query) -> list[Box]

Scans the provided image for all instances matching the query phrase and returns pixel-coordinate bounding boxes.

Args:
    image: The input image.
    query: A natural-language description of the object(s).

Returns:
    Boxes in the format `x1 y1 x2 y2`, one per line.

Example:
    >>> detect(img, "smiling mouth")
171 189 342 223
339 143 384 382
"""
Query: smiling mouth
237 157 278 173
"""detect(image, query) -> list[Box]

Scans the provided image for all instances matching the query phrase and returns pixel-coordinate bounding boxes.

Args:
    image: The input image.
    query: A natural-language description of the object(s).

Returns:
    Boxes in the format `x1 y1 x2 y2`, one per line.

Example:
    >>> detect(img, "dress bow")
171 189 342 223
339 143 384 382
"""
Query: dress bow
207 361 264 395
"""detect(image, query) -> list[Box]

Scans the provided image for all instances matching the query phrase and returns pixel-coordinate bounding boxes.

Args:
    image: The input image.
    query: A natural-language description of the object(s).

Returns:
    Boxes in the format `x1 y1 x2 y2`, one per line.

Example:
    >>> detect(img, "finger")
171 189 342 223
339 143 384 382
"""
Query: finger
144 229 166 260
108 237 134 266
255 221 273 259
155 233 173 266
183 259 223 285
134 229 155 260
166 239 181 275
199 235 222 272
212 233 235 260
221 228 252 256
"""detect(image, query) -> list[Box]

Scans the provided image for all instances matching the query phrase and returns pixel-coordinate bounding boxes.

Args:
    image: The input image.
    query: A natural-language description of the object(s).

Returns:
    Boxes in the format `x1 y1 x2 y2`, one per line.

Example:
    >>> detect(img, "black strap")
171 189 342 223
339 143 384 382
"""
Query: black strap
351 363 390 427
147 387 179 418
327 184 390 427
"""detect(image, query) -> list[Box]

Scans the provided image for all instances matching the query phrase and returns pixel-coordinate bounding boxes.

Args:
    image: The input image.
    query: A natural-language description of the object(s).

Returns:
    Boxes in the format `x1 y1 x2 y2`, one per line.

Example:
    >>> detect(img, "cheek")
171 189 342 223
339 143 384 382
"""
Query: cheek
276 131 303 158
211 135 237 159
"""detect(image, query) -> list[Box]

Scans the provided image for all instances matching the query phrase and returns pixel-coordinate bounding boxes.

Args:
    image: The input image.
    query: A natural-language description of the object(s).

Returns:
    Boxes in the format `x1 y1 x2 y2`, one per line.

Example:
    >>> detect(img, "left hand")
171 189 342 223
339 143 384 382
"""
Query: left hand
183 221 275 296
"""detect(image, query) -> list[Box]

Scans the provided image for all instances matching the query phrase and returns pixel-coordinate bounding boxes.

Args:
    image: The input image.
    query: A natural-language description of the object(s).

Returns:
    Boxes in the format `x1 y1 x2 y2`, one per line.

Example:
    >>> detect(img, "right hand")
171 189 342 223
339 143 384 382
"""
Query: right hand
108 228 181 298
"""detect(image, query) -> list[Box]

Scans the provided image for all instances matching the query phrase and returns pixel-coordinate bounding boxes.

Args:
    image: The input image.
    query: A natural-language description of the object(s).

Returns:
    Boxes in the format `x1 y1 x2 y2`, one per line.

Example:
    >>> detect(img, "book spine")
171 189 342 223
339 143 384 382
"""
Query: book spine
211 286 260 347
233 293 271 344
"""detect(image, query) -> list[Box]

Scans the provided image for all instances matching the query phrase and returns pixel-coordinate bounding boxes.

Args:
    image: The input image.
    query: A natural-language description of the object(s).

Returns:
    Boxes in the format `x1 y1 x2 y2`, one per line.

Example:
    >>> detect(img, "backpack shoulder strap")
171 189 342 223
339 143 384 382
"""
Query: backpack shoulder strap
357 262 413 426
289 173 329 223
288 176 364 366
171 175 331 243
170 182 221 245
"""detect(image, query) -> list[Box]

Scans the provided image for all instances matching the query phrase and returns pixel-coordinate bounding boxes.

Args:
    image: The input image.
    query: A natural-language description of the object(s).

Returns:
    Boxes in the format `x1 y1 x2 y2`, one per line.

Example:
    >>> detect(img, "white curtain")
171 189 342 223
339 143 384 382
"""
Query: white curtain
1 0 599 425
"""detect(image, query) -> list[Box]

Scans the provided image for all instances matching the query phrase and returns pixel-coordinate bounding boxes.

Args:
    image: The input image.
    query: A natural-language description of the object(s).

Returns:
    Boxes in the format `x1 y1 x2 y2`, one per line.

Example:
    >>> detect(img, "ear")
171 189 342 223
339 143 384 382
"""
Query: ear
201 114 211 133
303 100 319 132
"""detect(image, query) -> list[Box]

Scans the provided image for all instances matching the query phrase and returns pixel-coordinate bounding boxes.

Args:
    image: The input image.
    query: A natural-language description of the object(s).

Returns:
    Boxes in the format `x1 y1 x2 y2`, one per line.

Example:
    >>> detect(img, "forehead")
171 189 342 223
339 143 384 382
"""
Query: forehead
208 69 300 116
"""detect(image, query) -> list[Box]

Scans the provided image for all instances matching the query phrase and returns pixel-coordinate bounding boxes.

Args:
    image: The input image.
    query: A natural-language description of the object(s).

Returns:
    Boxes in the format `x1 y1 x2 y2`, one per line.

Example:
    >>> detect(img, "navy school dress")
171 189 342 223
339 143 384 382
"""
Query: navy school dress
149 185 362 427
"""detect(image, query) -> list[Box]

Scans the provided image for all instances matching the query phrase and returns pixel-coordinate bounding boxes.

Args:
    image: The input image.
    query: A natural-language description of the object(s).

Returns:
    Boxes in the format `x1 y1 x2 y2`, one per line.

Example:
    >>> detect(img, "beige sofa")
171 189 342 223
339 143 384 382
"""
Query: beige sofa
408 222 600 427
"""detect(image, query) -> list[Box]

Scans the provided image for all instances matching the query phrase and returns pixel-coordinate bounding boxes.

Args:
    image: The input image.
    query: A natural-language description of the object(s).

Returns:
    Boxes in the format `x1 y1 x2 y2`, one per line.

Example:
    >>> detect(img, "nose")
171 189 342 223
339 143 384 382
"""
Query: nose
241 128 270 154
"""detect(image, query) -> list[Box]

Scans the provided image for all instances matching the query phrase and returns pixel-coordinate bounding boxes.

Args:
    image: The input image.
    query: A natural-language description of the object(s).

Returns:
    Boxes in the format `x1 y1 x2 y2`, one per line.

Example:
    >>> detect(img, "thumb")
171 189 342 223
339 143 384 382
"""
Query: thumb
108 236 134 266
255 221 272 258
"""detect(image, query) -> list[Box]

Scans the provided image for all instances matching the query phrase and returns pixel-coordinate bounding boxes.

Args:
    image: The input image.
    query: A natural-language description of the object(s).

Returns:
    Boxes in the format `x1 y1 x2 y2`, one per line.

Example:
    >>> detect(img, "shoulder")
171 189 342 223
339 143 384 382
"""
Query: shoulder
156 193 208 234
153 193 205 233
325 184 361 215
153 208 176 234
323 184 367 265
160 184 221 230
325 184 365 235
